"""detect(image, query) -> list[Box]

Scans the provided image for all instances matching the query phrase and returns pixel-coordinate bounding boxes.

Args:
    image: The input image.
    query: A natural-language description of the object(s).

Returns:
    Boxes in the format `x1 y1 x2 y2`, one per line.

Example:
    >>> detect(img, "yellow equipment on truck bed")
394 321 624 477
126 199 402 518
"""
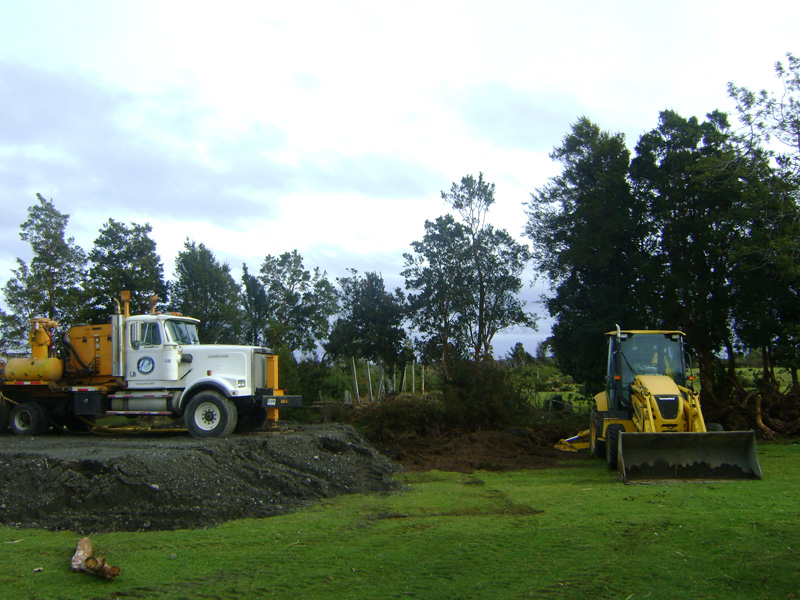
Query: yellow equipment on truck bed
589 329 761 482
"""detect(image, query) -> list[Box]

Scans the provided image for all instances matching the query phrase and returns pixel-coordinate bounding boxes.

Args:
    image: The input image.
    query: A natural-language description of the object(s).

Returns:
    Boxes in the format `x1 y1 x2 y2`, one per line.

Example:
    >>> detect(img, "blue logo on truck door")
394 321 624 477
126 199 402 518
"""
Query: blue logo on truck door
137 356 155 375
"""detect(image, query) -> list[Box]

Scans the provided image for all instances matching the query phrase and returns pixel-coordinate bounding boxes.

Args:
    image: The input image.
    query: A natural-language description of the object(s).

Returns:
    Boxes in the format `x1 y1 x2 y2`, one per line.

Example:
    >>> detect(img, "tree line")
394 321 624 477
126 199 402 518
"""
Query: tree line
526 52 800 411
0 175 533 386
2 53 798 418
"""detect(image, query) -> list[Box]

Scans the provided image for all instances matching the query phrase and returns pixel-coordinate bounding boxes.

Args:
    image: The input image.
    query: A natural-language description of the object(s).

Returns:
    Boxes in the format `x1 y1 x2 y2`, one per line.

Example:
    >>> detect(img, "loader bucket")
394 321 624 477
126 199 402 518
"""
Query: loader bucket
617 431 762 483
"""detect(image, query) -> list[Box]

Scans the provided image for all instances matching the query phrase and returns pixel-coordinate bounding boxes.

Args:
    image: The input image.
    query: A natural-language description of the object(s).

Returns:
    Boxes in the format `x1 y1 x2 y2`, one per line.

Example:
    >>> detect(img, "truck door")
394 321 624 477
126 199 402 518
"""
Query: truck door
127 320 167 386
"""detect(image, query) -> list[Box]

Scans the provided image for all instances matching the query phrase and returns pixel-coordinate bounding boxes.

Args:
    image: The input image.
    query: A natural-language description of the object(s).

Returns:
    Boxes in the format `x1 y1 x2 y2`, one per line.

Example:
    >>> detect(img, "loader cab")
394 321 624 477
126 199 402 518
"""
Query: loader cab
606 330 688 411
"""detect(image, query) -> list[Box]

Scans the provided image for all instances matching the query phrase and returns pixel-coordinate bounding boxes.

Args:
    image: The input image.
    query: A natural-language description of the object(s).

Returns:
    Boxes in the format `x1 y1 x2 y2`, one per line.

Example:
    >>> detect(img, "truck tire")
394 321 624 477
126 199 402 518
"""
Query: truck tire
234 406 267 434
606 424 625 470
10 403 49 436
0 401 9 433
184 391 238 438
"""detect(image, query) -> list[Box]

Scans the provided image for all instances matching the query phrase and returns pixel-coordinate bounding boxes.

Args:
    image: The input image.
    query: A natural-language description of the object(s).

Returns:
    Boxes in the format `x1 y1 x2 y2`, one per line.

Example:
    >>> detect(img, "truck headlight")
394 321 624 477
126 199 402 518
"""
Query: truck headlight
237 379 246 388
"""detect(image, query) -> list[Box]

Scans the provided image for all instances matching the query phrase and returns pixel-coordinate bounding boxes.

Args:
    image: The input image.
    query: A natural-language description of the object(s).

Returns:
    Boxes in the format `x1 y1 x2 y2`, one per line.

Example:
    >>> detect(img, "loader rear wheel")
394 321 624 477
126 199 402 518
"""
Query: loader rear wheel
185 392 238 438
10 403 49 436
590 410 605 458
606 424 625 470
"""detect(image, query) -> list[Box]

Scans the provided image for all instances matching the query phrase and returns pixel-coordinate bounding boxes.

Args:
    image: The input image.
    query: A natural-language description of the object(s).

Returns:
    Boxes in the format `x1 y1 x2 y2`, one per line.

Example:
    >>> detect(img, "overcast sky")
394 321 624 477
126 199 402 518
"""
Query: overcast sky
1 1 798 356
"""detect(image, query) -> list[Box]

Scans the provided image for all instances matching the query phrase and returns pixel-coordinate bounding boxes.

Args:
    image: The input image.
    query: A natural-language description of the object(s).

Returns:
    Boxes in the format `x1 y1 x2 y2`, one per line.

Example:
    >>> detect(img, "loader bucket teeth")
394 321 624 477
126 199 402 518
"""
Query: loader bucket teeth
617 431 762 483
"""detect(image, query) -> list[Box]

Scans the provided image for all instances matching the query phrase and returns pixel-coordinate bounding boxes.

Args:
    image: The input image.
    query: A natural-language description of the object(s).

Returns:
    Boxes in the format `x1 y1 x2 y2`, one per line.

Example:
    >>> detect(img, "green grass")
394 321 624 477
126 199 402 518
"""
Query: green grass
2 444 798 600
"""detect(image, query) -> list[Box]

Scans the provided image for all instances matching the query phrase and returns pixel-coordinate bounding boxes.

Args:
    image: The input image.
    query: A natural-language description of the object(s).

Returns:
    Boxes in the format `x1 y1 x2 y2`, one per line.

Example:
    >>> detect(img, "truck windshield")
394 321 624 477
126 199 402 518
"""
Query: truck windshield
166 320 200 345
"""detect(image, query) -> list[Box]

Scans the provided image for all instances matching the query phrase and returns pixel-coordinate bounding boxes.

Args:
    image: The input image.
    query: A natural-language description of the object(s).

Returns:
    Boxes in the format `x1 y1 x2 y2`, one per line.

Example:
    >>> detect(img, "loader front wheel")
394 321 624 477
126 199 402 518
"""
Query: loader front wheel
606 424 625 470
10 403 49 436
185 392 238 438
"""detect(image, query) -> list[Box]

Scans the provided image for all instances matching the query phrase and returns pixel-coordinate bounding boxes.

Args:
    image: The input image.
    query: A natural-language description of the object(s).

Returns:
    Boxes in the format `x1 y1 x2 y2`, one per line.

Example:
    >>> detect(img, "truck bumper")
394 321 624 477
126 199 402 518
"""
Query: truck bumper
254 389 303 408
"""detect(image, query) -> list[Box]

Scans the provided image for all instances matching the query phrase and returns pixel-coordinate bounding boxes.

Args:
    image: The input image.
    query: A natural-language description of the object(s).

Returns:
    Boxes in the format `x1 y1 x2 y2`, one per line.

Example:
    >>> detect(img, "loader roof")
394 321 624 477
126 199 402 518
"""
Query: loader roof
604 330 685 337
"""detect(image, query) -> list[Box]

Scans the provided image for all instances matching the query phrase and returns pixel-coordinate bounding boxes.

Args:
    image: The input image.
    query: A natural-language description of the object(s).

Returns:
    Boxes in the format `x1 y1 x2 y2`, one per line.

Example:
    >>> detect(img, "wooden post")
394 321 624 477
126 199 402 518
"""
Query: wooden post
366 361 374 403
351 357 360 403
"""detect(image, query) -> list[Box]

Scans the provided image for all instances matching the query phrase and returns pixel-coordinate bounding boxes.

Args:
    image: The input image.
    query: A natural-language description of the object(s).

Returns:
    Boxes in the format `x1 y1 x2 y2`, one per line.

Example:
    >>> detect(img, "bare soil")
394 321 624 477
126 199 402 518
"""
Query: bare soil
0 423 400 533
0 423 582 534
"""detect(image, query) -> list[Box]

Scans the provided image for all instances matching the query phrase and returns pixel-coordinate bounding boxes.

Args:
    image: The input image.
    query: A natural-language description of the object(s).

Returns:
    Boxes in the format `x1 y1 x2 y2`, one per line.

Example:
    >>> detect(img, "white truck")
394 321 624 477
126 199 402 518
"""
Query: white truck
0 291 301 437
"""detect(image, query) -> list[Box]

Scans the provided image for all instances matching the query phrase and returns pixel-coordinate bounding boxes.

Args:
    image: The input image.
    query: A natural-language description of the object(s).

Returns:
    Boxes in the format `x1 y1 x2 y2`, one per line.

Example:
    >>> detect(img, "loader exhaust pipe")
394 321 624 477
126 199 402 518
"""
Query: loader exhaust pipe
617 431 762 483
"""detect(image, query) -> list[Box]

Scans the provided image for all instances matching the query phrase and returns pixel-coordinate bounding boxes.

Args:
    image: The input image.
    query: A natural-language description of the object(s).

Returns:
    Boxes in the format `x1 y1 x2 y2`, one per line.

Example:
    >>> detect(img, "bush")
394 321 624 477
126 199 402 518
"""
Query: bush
440 360 528 431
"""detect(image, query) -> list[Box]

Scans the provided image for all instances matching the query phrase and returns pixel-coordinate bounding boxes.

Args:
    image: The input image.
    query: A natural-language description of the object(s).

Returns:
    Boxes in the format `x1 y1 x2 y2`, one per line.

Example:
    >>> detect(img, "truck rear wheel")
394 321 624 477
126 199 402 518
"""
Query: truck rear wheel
185 391 238 438
0 401 9 433
10 403 49 436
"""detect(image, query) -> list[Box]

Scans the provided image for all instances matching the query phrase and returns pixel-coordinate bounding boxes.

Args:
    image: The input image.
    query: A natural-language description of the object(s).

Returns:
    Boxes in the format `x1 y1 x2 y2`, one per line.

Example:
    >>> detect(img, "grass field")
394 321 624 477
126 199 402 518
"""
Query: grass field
1 443 797 600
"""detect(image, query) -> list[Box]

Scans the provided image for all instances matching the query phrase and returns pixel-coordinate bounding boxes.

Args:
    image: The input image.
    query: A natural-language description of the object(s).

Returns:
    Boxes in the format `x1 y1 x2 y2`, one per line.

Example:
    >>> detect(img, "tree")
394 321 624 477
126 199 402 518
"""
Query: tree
525 118 649 386
727 53 800 385
257 250 338 354
442 173 534 361
630 110 758 399
1 194 86 349
169 240 242 344
325 270 407 372
728 52 800 181
405 173 534 365
402 214 472 373
81 219 167 322
241 264 270 347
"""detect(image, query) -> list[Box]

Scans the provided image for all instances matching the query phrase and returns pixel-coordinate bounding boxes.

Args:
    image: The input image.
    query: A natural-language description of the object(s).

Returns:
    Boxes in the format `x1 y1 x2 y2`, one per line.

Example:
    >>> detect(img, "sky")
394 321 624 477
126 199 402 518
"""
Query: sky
1 0 798 356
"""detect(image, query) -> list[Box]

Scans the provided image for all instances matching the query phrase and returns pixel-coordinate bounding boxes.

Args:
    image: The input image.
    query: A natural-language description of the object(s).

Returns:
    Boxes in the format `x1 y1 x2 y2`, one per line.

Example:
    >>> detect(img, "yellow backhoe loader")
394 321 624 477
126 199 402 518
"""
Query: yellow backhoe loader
569 329 761 482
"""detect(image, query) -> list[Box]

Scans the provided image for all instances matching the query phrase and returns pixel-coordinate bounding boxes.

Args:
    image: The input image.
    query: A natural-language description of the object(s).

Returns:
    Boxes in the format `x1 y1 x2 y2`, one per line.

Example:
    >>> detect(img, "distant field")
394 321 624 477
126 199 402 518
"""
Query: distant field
1 442 797 600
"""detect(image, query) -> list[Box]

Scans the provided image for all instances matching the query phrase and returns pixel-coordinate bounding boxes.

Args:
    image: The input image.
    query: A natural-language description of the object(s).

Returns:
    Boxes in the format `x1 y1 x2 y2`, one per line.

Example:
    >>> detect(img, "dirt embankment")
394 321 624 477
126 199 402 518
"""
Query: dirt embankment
0 421 583 534
0 423 401 533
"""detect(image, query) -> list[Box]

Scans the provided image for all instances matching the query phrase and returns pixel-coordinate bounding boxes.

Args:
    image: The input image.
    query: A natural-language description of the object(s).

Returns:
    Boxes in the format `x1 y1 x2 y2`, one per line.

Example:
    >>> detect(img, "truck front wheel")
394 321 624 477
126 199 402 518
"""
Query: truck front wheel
10 403 49 436
184 391 238 438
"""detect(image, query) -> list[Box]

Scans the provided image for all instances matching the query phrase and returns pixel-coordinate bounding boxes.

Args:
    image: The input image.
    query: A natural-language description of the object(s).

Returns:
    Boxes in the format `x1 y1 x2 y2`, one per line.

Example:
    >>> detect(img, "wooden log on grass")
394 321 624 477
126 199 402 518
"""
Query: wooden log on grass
71 537 121 580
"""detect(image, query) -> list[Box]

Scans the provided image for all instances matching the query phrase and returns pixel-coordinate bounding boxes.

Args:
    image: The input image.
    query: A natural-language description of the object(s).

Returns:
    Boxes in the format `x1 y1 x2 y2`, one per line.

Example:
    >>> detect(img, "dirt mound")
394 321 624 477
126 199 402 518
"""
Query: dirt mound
376 428 586 473
0 423 400 533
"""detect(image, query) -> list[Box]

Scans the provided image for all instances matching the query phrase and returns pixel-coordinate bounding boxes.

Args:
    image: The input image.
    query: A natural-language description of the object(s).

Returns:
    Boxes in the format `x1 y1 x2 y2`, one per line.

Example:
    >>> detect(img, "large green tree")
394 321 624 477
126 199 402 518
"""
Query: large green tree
402 214 472 372
629 110 753 398
525 118 648 386
728 52 800 181
442 173 534 361
1 194 86 349
325 270 407 371
169 240 242 344
81 219 167 322
257 250 338 354
405 174 533 368
727 53 800 385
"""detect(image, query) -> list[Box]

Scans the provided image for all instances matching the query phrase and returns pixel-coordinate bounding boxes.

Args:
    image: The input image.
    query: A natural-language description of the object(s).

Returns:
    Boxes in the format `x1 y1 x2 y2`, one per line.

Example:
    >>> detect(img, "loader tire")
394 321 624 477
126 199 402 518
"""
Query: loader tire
606 424 625 470
185 391 238 438
590 410 606 458
10 403 49 436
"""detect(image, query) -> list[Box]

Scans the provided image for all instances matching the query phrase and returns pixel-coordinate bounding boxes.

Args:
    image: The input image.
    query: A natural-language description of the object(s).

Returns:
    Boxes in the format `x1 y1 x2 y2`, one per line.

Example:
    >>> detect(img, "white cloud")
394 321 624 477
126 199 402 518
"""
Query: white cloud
1 0 799 354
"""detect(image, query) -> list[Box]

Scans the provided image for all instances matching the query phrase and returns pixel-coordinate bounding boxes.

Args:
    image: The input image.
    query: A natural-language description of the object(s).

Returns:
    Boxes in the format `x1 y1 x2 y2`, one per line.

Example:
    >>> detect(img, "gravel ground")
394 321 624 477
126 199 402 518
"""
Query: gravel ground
0 423 401 533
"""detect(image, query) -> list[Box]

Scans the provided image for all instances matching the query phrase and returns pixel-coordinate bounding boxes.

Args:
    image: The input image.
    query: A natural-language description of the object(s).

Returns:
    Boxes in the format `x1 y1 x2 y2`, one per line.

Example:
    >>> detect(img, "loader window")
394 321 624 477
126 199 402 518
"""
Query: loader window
623 334 685 385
